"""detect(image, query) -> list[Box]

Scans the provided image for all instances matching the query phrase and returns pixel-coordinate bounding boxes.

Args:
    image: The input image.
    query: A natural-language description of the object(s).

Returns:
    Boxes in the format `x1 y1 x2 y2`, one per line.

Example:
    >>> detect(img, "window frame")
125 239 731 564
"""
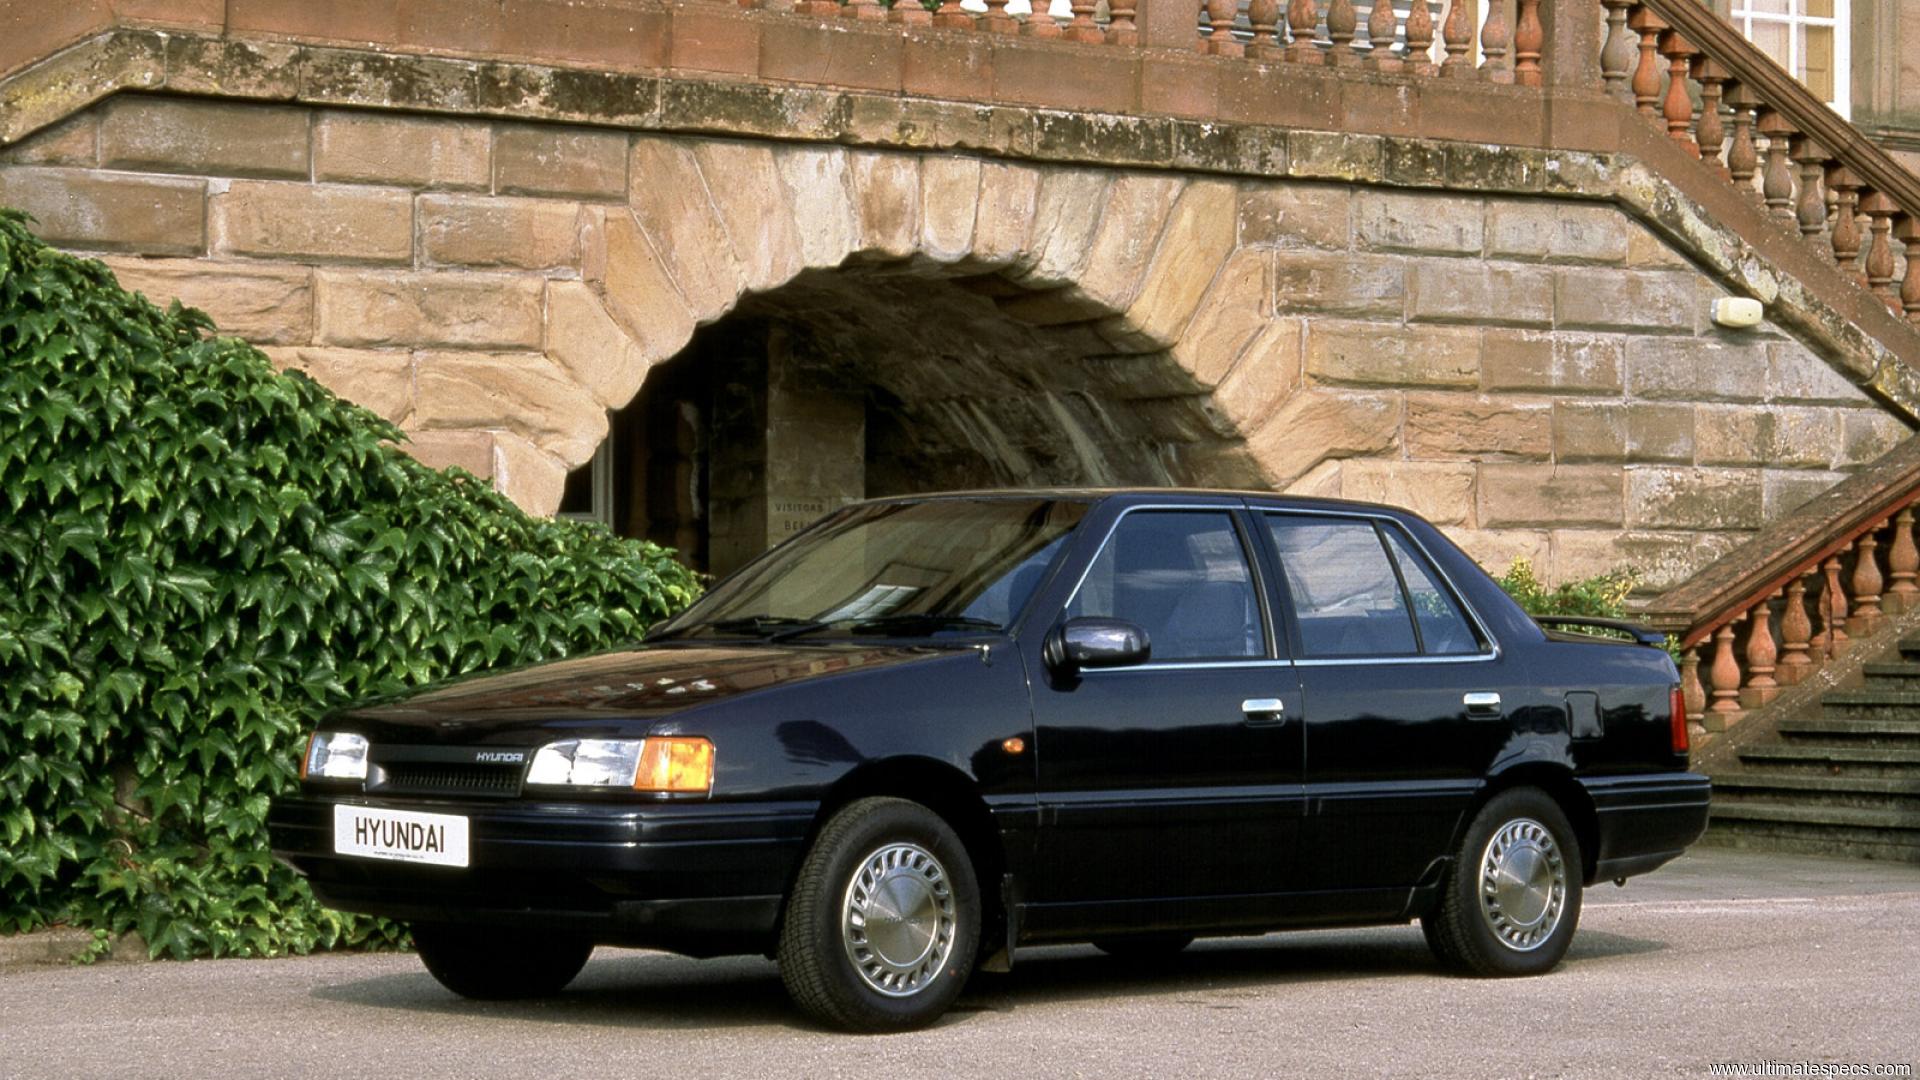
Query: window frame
1729 0 1851 119
1055 504 1283 668
1254 507 1499 667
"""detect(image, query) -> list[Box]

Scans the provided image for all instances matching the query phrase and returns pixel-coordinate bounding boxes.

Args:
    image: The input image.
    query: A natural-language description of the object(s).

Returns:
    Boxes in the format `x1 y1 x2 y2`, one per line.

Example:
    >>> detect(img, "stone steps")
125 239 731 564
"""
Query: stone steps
1711 770 1920 809
1819 689 1920 720
1706 633 1920 861
1862 661 1920 688
1702 801 1920 862
1776 716 1920 743
1738 743 1920 777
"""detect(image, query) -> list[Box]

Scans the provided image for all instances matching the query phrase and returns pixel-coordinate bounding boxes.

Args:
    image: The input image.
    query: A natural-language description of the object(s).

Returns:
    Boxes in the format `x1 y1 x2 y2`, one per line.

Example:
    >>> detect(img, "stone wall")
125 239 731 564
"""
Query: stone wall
0 91 1909 587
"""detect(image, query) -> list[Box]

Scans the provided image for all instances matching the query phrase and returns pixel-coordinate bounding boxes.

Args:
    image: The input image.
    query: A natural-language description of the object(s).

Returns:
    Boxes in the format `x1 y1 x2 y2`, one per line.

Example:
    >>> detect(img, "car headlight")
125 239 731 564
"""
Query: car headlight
525 737 714 793
302 731 369 781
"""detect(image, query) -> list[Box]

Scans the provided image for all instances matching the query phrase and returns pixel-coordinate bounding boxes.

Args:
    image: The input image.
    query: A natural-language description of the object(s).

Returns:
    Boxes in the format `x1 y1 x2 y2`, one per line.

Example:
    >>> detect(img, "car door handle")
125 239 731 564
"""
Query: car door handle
1463 692 1503 715
1241 698 1286 726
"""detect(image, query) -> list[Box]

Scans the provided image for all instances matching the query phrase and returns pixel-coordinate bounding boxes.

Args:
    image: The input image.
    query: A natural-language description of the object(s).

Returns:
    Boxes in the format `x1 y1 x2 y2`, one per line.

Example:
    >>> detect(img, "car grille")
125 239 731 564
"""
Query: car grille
374 762 522 798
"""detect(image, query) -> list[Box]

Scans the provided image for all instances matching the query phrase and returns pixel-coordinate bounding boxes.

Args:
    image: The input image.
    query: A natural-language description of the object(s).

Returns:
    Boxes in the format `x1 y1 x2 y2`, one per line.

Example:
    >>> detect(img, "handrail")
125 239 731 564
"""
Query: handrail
1596 0 1920 335
1635 437 1920 732
1637 0 1920 220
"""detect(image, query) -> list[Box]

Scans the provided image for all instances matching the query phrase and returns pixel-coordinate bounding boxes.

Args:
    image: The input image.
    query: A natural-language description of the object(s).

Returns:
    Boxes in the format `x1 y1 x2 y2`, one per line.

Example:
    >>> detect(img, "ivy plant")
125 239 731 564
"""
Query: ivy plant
0 209 700 958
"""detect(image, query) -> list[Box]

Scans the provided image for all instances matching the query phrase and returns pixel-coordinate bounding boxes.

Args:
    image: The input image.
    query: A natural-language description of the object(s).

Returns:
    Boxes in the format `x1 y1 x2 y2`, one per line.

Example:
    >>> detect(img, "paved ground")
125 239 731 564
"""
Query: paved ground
3 848 1917 1080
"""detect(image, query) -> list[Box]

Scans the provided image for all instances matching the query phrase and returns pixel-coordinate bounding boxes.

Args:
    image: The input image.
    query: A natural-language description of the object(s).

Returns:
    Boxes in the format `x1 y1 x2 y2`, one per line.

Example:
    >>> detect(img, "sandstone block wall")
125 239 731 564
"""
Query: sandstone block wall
1 92 1909 587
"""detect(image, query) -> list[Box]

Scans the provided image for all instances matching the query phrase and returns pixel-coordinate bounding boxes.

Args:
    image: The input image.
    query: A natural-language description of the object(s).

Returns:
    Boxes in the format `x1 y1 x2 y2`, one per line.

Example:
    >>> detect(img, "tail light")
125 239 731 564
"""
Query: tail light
1669 686 1689 754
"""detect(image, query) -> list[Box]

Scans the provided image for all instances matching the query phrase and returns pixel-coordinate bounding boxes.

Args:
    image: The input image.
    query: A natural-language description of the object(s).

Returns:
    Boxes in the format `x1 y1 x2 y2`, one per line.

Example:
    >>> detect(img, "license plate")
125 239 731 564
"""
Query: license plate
333 804 470 868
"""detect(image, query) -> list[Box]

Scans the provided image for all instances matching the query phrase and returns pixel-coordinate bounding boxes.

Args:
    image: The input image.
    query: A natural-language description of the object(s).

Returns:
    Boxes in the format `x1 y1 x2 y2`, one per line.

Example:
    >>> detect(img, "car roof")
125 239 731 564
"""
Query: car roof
854 487 1423 519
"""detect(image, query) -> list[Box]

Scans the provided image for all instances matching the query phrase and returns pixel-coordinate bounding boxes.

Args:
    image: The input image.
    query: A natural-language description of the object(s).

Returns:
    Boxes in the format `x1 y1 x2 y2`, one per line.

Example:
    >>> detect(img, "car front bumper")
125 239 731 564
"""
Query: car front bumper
268 794 816 956
1580 772 1713 884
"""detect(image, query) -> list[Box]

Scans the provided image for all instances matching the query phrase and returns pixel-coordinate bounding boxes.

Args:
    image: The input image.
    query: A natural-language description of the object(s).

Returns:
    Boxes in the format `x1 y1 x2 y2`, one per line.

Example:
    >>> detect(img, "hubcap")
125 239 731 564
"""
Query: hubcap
841 842 956 997
1477 817 1567 952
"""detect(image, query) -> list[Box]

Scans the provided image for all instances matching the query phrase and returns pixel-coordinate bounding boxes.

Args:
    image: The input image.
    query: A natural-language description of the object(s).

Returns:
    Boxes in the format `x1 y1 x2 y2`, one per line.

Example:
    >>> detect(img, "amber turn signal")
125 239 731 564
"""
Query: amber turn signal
1001 737 1026 755
634 737 716 793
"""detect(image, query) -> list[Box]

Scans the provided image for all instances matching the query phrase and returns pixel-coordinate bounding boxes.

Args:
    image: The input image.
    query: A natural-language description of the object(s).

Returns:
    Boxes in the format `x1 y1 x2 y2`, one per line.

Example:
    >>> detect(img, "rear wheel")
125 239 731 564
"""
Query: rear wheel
1422 788 1583 977
1091 933 1194 959
412 923 593 1000
777 797 981 1032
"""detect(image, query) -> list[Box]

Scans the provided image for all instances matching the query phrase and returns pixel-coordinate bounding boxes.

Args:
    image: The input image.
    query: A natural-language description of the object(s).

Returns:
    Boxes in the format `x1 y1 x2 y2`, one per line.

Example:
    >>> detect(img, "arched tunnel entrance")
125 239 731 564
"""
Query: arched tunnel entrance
560 258 1254 577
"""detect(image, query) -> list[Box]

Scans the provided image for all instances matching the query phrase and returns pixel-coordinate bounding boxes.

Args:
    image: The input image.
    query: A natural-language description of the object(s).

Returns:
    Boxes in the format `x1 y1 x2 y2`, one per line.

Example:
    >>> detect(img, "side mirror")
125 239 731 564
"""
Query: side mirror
1045 617 1151 674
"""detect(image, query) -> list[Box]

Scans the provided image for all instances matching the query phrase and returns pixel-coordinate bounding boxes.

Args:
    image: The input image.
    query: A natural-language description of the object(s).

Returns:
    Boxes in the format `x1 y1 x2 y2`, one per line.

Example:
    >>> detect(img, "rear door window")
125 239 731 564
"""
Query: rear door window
1263 516 1417 658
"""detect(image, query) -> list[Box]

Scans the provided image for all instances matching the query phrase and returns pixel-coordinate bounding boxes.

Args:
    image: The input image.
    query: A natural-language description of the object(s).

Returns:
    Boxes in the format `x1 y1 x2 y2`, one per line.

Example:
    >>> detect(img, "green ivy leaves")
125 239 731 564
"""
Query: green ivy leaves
0 209 700 958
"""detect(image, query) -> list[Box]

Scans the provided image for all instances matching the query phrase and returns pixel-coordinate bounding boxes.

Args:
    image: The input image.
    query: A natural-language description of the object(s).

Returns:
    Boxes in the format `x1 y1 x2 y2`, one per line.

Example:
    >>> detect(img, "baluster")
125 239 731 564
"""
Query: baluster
842 0 885 21
889 0 931 23
1861 193 1900 312
1627 9 1666 116
1777 572 1814 684
1790 136 1831 256
1367 0 1400 71
1204 0 1240 54
1756 111 1797 225
1895 217 1920 327
1023 0 1064 36
1849 533 1885 637
1105 0 1137 44
1887 507 1920 615
1441 0 1476 78
1741 596 1779 709
1285 0 1321 62
1063 0 1103 41
1247 0 1282 58
1820 554 1851 656
933 0 975 29
1479 0 1511 83
1600 0 1637 102
1657 31 1699 156
1826 167 1866 285
1326 0 1360 65
1513 0 1542 86
1680 647 1708 728
981 0 1018 34
1405 0 1437 75
1724 85 1762 205
1691 58 1729 179
1707 621 1743 728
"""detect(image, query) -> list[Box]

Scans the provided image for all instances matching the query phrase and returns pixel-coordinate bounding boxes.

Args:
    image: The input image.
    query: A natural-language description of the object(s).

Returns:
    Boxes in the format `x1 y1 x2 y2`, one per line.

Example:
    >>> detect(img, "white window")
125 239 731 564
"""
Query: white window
1730 0 1850 119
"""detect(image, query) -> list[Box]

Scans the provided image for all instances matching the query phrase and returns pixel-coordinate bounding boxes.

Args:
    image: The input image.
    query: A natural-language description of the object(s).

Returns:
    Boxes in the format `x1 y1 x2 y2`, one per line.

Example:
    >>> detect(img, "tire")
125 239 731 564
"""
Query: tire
1091 933 1194 960
1422 788 1583 978
412 922 594 1000
777 797 981 1032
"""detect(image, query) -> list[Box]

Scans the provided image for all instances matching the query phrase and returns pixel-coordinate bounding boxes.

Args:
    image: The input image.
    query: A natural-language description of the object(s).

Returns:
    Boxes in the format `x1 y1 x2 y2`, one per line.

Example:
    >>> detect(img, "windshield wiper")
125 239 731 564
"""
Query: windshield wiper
671 614 829 640
837 613 1002 636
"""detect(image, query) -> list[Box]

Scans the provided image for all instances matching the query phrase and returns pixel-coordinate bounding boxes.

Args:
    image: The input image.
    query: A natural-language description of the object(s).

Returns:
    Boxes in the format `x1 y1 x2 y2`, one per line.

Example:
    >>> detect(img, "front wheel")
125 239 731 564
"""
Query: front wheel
1422 788 1583 977
412 922 593 1000
777 797 981 1032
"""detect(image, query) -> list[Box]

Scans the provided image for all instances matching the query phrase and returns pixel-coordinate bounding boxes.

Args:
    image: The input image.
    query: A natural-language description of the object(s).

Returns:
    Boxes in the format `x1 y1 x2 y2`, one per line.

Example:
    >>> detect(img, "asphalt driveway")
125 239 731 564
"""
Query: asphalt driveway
2 847 1915 1080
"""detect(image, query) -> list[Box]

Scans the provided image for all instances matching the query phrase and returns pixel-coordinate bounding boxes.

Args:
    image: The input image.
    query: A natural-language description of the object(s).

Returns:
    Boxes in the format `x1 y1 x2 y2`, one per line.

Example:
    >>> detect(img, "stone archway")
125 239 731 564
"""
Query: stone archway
527 135 1314 531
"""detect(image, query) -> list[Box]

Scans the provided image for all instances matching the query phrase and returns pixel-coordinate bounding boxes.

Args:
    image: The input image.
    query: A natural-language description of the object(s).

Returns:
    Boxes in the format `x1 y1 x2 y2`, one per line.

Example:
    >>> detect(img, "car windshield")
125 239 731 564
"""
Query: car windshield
657 498 1092 640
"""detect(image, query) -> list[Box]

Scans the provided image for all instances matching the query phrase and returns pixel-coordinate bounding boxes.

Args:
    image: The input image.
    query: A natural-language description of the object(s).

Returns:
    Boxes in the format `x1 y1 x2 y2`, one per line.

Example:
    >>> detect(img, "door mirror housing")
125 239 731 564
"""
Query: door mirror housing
1045 617 1151 674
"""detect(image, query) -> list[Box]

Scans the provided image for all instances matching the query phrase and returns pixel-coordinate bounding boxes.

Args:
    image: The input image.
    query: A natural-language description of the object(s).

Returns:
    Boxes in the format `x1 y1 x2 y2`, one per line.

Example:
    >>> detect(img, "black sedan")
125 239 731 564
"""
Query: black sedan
269 490 1709 1031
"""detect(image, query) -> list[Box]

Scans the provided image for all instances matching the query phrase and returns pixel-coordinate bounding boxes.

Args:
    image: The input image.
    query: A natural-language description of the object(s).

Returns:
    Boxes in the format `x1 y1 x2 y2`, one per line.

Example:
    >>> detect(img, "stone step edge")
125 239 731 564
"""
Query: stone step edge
1708 801 1920 829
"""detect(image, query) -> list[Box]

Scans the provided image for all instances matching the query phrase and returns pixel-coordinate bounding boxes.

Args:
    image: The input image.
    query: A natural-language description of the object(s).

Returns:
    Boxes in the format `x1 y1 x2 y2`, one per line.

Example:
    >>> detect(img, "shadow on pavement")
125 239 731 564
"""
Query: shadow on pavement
309 924 1666 1030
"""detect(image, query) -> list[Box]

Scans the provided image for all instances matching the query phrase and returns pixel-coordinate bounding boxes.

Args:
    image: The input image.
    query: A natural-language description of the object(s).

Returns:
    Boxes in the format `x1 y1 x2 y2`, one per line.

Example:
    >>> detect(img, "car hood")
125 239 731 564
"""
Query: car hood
337 641 966 742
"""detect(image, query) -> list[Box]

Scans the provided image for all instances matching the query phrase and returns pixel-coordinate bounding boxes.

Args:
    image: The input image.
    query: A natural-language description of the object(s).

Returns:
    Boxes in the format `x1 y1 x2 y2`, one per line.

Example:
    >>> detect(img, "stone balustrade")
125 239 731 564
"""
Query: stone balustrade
732 0 1544 85
1598 0 1920 329
1643 437 1920 734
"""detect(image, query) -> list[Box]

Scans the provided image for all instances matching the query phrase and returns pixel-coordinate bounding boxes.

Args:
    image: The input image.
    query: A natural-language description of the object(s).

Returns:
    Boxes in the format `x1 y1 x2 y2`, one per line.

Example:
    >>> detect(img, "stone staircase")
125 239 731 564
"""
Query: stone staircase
1705 634 1920 862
